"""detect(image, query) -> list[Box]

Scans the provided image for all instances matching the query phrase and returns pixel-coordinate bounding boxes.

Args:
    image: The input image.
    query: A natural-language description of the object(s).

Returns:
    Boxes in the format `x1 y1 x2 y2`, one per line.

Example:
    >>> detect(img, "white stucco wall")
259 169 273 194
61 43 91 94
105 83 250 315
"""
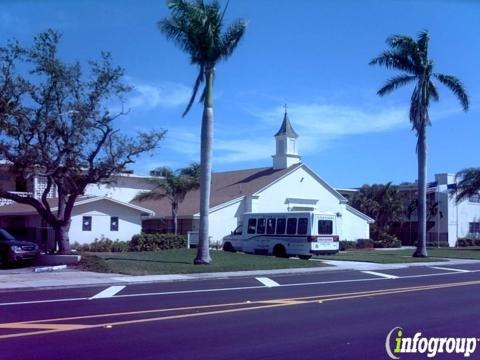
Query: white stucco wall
207 199 245 246
251 166 343 214
341 206 370 240
69 200 144 244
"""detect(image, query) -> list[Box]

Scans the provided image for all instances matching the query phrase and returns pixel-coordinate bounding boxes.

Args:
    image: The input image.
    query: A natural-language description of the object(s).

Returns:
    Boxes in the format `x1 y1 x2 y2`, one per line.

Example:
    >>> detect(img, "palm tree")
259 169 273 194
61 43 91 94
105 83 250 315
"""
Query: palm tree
370 31 469 257
135 164 200 235
158 0 246 264
455 168 480 202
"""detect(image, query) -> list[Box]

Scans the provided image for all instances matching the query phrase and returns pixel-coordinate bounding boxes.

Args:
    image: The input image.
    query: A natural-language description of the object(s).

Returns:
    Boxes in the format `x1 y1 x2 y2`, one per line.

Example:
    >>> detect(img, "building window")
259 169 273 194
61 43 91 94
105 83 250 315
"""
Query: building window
298 218 308 235
276 218 286 234
247 219 257 234
256 218 266 234
318 220 333 235
286 218 297 235
82 216 92 231
469 194 480 203
469 222 480 234
110 217 119 232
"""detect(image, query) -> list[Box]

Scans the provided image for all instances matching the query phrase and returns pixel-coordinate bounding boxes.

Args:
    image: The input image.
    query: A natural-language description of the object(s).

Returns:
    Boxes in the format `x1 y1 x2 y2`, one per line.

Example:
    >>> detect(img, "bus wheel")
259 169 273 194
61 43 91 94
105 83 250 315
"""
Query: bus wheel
223 242 235 253
298 255 312 260
273 245 287 258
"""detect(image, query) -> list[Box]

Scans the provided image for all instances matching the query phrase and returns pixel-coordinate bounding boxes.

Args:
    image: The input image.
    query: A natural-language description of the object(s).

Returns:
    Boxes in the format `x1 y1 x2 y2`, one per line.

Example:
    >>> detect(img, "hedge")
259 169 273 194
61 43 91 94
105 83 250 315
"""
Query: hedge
71 233 187 252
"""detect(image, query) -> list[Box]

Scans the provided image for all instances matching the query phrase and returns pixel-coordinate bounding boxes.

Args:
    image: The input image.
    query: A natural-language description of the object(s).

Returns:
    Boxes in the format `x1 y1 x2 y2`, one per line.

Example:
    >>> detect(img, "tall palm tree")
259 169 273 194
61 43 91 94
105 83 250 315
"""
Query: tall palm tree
159 0 246 264
370 31 469 257
455 168 480 203
135 164 200 235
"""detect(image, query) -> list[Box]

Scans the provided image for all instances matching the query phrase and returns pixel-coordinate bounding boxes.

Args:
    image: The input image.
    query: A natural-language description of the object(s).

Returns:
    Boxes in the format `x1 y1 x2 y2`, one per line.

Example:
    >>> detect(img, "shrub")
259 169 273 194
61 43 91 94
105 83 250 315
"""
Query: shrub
457 238 475 247
374 234 401 248
356 239 374 249
339 241 357 251
129 233 187 251
72 236 129 252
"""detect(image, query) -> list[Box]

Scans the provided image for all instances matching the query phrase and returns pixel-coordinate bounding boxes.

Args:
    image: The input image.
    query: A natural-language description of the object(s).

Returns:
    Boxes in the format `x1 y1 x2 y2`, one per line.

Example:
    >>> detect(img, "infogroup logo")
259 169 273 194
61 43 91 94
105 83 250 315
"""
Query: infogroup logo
385 327 478 359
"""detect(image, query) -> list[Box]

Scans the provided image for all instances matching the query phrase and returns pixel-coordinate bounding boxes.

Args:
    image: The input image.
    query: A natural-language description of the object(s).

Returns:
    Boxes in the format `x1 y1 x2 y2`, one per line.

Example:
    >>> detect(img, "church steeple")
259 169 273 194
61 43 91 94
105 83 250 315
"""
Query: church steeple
272 105 301 170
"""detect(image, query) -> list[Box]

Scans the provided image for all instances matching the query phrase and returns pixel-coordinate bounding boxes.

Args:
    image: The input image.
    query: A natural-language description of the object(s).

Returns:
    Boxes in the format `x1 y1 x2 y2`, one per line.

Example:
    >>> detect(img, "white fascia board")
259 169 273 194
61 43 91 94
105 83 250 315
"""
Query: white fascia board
54 196 155 215
346 204 375 224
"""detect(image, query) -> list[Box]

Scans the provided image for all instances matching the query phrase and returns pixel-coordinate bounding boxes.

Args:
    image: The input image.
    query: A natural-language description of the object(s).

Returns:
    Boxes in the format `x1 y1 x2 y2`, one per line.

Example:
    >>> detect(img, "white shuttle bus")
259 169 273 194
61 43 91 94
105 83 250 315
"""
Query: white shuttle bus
222 211 339 259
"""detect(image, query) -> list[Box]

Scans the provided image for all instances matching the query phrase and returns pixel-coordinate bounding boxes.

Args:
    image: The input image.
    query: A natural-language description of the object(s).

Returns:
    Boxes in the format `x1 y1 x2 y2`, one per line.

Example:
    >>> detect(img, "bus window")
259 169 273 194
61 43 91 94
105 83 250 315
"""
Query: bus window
276 218 286 234
266 218 276 234
298 218 308 235
318 220 333 234
287 218 297 235
257 218 266 234
248 218 257 234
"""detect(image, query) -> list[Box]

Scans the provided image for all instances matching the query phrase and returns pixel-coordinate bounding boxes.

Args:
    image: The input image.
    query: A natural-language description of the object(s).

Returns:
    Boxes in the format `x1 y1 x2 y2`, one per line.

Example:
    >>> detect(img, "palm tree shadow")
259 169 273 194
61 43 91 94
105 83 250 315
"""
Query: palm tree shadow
104 257 191 265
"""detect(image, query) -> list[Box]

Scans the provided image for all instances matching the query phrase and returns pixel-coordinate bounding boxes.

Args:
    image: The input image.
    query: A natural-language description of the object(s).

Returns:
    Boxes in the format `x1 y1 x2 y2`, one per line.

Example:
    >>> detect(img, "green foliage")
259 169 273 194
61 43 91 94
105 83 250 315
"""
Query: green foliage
457 238 480 247
71 237 129 252
129 233 187 251
373 234 402 248
455 168 480 203
339 241 357 251
350 183 403 241
356 239 375 249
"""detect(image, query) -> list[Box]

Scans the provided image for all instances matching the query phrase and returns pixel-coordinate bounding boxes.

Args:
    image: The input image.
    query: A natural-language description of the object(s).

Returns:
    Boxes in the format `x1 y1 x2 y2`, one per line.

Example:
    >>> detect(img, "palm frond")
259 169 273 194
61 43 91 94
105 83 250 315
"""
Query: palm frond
369 51 418 74
377 75 416 96
133 189 166 202
219 19 246 60
434 73 469 111
455 167 480 203
429 81 439 102
416 30 429 58
183 65 204 116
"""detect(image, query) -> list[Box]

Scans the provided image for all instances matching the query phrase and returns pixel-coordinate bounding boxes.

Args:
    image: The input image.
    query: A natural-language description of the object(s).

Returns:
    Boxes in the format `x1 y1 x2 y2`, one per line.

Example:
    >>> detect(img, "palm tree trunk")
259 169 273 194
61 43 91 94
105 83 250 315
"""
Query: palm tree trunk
194 68 213 265
414 125 428 257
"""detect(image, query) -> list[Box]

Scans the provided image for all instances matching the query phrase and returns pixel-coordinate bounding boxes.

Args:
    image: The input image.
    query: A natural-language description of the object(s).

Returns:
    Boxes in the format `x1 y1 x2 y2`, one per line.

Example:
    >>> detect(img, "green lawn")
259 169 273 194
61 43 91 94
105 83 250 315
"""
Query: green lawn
78 249 328 275
315 247 480 263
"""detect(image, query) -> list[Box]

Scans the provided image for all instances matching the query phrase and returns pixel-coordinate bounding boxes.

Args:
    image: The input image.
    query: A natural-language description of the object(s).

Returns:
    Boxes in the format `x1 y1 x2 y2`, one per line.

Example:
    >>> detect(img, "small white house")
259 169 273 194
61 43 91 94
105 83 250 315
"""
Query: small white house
136 111 374 245
0 196 153 245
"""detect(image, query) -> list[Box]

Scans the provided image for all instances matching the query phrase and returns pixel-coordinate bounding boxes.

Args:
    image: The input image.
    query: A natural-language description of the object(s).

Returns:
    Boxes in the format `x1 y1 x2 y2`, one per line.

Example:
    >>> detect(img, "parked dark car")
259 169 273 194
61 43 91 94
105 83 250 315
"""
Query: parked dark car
0 228 40 266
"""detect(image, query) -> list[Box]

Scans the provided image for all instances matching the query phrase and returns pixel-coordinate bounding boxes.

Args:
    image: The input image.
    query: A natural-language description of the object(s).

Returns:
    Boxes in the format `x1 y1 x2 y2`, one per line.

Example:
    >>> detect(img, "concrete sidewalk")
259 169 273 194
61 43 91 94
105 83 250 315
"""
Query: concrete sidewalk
1 257 480 291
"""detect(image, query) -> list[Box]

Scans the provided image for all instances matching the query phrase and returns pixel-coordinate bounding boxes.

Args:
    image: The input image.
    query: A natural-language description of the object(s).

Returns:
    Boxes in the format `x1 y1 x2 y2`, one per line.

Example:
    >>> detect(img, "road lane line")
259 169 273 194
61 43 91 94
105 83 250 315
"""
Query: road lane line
2 279 480 340
1 269 480 307
430 266 471 273
255 277 280 287
89 286 126 300
361 271 399 279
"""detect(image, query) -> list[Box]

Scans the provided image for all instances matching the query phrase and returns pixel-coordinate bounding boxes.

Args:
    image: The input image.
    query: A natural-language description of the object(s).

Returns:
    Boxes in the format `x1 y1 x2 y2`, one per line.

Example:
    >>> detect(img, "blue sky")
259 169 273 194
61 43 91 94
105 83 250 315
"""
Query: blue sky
1 0 479 188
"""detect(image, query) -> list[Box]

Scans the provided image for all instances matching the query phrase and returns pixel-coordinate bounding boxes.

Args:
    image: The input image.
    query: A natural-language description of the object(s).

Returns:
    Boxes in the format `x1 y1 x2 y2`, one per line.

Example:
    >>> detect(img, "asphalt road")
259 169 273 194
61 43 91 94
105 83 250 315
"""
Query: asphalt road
1 263 480 360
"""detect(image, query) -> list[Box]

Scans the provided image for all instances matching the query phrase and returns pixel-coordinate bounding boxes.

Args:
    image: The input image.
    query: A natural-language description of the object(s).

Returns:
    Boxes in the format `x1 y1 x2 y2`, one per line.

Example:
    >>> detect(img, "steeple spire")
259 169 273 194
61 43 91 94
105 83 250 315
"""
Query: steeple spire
272 105 301 169
274 104 299 138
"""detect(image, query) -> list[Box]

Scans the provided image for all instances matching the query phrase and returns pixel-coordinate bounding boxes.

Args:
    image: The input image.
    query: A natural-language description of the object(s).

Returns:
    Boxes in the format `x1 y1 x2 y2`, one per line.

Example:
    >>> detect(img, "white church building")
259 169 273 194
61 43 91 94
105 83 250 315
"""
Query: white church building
135 111 374 246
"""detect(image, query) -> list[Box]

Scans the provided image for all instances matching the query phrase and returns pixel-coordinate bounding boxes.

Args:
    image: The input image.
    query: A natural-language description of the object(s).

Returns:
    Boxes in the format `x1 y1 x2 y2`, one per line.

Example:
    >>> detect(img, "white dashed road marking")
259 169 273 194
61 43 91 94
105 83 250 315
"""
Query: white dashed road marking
89 286 126 300
361 271 399 279
430 266 471 273
255 277 281 287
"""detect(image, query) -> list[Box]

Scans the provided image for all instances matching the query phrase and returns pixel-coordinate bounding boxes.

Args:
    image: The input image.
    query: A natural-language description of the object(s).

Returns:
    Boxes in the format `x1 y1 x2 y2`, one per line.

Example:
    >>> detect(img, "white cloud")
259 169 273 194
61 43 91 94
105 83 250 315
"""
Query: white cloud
126 81 191 111
214 139 273 164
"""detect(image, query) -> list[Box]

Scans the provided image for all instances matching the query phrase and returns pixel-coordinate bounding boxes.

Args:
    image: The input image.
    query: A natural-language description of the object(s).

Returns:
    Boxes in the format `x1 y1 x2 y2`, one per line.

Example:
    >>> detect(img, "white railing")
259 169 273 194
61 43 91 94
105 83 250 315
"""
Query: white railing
187 231 218 249
0 192 33 206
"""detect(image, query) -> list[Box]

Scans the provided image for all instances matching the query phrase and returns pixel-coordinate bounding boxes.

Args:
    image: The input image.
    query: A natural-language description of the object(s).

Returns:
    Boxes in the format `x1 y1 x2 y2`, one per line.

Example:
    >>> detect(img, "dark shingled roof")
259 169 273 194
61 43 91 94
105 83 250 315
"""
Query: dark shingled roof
274 112 299 138
132 164 302 217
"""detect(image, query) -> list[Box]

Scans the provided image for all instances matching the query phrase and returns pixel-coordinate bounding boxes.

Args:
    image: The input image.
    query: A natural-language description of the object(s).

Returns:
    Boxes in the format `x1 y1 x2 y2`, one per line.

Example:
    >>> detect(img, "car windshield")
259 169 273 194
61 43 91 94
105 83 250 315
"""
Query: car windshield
0 228 16 241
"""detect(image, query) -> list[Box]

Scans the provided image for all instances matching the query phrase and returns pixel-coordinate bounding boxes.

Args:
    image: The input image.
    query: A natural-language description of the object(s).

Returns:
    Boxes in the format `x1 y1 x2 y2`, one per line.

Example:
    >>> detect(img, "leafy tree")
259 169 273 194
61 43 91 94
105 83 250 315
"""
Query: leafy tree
159 0 246 264
370 31 469 257
135 163 200 234
350 183 403 240
0 30 164 253
454 167 480 203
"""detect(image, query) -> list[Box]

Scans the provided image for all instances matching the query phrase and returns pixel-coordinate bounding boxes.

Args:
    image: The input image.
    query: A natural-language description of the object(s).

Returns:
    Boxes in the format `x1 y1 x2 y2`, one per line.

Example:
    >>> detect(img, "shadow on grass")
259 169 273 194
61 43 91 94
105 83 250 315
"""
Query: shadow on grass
103 257 191 265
